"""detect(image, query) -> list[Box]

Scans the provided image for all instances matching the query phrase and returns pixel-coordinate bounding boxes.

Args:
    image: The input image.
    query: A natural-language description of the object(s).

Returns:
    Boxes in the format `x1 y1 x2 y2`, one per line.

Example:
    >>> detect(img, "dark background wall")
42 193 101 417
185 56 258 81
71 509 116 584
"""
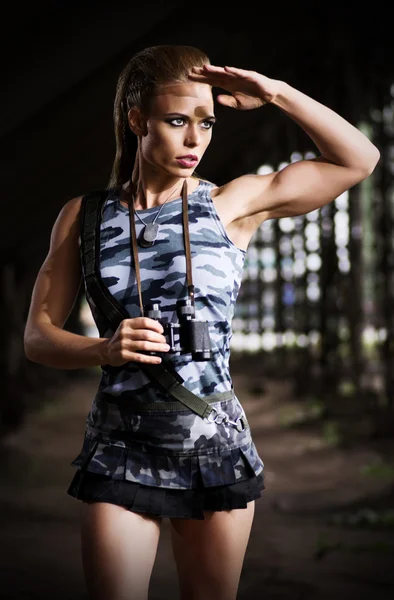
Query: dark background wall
1 0 393 435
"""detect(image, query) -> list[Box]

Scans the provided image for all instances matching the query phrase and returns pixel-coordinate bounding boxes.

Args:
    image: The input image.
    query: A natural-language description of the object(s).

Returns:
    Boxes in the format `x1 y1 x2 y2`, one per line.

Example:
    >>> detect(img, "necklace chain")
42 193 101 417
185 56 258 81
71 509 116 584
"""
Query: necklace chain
133 182 181 226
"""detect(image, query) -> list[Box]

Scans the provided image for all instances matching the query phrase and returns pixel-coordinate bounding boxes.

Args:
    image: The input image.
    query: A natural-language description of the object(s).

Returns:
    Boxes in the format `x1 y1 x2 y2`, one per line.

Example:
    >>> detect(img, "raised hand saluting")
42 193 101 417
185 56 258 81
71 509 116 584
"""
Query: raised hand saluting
188 63 280 110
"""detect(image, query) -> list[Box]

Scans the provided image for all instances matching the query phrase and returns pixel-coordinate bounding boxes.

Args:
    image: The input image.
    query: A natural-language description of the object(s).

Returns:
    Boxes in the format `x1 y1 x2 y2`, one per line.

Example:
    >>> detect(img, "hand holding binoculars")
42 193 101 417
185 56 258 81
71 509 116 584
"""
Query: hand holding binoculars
143 299 212 361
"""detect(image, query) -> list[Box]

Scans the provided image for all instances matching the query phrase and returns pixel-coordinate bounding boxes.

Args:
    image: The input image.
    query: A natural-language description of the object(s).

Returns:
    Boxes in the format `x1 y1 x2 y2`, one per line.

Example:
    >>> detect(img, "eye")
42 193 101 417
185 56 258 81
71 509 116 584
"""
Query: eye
165 117 216 129
166 117 185 127
201 120 215 130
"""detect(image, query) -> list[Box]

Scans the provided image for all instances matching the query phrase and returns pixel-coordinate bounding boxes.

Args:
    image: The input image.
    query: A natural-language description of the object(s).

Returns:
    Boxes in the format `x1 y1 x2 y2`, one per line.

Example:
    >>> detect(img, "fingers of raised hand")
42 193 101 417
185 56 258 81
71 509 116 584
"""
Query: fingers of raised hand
189 64 238 83
223 65 255 78
216 94 239 109
190 64 250 78
192 64 227 73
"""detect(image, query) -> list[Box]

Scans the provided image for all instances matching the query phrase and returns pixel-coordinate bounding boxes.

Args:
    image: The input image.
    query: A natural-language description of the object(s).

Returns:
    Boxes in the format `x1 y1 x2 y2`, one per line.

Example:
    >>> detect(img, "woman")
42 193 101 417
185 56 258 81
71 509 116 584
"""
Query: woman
24 45 379 600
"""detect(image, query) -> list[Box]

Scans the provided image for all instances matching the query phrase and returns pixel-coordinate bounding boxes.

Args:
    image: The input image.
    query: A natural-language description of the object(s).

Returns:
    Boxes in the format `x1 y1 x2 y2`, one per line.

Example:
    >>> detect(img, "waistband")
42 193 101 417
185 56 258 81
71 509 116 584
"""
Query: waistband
95 389 235 411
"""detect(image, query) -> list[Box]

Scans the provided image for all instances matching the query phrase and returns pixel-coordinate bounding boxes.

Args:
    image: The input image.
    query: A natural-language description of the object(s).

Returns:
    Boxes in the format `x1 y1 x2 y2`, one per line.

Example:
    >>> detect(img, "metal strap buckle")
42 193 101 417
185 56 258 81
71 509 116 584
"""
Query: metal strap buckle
206 408 246 431
206 407 226 424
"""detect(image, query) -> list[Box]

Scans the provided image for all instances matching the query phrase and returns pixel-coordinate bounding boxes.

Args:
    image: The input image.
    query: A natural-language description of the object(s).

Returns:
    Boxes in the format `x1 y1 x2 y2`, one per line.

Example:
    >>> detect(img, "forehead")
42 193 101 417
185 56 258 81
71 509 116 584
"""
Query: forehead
150 81 214 115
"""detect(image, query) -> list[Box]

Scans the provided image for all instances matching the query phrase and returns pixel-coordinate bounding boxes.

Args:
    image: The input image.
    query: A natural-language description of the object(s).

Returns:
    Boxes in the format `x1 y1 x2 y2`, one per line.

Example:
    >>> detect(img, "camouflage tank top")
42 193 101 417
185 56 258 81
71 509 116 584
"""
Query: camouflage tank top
71 179 265 489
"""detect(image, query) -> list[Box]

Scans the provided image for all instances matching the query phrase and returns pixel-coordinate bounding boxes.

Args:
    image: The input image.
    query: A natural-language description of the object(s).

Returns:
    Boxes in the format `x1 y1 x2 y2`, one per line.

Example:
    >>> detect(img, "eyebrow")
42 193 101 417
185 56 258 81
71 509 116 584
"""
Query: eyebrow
163 112 217 121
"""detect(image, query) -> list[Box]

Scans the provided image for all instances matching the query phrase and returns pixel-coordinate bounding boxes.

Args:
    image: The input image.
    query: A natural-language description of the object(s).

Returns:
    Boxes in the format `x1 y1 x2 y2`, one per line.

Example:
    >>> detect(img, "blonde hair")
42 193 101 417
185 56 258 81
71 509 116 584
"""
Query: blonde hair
107 45 210 190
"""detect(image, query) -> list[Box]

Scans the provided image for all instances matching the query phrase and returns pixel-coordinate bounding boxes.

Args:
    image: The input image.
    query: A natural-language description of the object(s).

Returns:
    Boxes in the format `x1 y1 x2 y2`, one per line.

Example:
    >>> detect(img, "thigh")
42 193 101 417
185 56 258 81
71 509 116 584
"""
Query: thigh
80 501 162 600
169 500 255 600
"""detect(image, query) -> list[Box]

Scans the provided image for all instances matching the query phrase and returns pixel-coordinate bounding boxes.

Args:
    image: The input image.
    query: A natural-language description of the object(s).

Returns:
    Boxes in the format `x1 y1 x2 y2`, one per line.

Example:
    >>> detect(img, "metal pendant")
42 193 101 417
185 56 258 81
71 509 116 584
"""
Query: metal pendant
138 223 159 248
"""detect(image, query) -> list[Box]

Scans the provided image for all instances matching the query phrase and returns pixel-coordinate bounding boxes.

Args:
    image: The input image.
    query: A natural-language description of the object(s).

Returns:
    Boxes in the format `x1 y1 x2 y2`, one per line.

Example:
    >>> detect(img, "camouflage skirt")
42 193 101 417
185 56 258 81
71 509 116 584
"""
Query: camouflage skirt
66 390 266 519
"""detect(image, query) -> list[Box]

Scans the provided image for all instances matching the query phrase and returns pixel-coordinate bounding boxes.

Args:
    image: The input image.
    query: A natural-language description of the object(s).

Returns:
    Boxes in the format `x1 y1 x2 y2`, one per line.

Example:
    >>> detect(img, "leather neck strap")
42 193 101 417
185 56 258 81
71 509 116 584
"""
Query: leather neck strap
128 179 195 315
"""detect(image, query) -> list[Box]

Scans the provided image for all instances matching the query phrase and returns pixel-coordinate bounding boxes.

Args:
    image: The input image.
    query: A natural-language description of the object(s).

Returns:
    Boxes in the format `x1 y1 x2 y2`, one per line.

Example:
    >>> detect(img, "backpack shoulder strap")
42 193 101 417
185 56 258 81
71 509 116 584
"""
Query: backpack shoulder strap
79 189 128 330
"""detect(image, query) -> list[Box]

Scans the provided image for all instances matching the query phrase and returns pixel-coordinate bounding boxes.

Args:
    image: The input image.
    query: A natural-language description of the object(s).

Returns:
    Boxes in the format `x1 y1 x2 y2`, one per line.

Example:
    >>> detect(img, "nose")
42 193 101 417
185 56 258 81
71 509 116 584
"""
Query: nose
184 124 200 147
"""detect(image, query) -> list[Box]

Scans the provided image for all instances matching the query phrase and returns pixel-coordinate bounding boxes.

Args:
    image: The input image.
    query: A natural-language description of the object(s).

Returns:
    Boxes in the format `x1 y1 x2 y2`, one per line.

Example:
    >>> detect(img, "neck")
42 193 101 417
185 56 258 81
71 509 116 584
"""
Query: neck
124 178 185 210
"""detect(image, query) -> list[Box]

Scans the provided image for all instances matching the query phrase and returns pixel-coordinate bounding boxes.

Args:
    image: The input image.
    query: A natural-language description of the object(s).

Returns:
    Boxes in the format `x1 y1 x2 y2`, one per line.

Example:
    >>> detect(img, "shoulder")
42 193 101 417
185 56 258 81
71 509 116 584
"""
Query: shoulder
208 173 275 223
59 188 109 223
51 188 106 241
46 195 84 250
62 194 84 216
53 195 84 229
194 176 216 193
210 173 273 199
47 189 111 253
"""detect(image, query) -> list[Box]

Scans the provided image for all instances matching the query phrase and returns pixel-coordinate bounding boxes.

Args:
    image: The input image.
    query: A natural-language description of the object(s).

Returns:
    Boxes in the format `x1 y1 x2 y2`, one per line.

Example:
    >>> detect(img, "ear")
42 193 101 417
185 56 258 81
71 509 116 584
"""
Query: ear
127 107 147 136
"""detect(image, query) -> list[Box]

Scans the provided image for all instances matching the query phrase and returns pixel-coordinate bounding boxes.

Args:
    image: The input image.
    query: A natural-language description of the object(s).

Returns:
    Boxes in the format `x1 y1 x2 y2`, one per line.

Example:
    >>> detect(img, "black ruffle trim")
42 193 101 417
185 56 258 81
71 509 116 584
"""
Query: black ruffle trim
67 469 265 520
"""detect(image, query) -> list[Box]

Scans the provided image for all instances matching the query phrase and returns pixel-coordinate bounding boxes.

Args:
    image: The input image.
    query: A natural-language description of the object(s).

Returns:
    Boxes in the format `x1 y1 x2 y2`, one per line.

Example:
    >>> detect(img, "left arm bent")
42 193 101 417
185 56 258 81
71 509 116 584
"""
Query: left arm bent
189 66 380 223
236 81 380 222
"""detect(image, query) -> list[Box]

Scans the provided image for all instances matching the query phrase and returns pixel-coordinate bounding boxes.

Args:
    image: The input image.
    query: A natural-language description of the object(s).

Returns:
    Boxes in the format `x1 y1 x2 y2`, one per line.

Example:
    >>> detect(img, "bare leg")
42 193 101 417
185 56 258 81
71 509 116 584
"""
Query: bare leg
170 500 255 600
80 501 162 600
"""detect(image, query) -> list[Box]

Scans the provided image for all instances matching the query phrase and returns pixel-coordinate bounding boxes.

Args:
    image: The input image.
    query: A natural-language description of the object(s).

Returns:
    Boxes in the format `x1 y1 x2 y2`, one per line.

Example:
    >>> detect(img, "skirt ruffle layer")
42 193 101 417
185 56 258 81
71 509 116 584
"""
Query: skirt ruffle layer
69 431 265 489
67 468 265 520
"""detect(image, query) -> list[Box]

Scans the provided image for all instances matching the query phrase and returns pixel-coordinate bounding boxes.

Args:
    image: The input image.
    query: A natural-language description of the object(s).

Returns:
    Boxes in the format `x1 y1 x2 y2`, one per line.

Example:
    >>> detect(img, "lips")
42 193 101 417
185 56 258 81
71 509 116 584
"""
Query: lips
176 155 199 168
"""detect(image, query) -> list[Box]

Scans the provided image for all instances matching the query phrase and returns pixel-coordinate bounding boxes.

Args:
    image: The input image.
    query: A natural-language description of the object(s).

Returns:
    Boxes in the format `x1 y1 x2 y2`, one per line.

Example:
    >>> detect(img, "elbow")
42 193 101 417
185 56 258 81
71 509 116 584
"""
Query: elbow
24 337 37 363
23 328 40 363
346 147 380 183
363 147 381 176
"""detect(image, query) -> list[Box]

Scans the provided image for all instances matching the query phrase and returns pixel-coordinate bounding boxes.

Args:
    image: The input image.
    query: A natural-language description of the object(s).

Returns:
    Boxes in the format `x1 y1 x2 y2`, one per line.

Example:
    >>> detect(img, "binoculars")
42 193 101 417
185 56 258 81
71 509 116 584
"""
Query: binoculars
144 300 212 361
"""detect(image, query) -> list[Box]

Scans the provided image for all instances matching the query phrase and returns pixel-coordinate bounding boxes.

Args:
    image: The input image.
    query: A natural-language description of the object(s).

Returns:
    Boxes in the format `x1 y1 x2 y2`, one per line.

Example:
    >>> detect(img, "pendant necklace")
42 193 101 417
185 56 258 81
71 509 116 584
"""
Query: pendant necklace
133 182 181 248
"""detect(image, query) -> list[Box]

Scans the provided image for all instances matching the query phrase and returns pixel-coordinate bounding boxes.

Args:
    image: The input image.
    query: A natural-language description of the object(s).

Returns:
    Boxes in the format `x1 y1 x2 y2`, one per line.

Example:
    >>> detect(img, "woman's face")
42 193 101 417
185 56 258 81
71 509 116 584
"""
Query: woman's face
137 81 215 178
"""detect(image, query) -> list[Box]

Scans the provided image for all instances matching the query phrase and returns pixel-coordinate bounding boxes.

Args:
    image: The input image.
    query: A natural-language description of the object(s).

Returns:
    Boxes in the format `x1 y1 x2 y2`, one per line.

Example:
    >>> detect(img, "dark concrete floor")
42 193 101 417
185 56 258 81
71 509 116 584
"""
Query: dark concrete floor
1 372 393 599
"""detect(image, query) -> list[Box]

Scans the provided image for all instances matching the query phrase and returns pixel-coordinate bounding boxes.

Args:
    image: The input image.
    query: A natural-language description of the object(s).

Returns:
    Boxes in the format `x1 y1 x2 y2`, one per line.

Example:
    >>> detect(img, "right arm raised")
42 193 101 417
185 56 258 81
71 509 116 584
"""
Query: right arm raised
23 195 109 369
23 196 170 369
